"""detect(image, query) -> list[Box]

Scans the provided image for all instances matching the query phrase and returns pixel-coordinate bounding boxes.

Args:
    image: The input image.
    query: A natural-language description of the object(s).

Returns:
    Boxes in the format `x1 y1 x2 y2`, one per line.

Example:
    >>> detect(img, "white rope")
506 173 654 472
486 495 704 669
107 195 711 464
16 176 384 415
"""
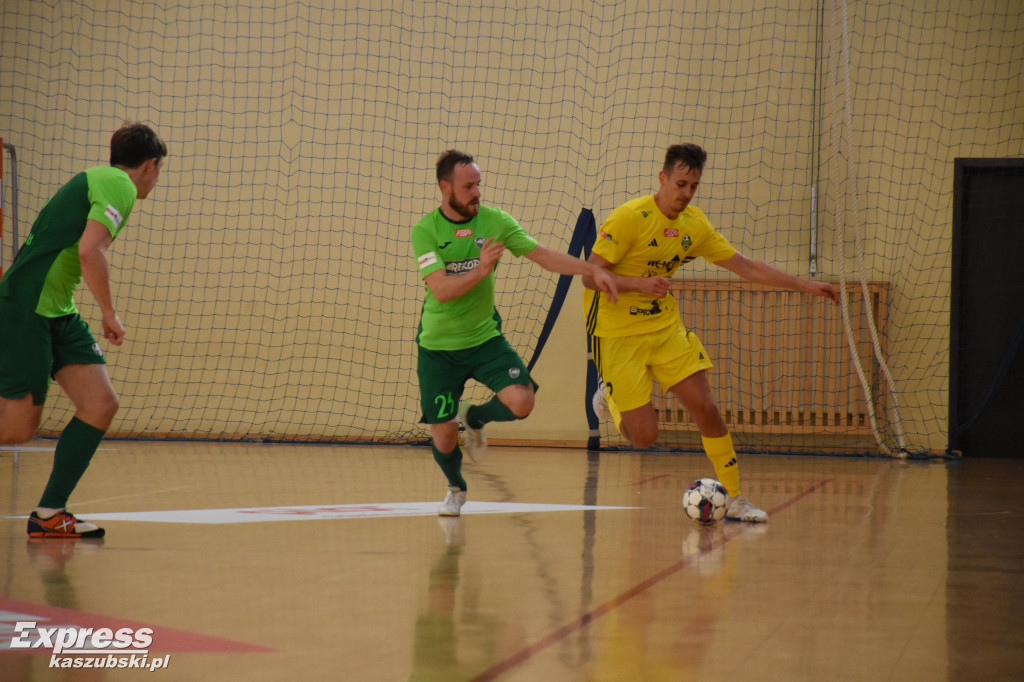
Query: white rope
828 0 908 457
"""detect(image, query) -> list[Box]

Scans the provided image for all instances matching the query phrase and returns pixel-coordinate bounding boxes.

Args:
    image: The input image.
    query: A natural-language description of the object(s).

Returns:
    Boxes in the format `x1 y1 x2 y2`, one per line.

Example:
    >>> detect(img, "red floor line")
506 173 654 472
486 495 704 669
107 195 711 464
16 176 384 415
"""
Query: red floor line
634 473 672 486
469 477 834 682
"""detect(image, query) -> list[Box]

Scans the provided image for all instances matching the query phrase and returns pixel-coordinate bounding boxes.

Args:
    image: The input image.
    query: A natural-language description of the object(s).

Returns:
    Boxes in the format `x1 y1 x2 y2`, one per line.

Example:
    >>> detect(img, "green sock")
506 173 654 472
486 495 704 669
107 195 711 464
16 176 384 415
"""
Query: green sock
467 395 518 428
38 417 106 509
432 444 467 491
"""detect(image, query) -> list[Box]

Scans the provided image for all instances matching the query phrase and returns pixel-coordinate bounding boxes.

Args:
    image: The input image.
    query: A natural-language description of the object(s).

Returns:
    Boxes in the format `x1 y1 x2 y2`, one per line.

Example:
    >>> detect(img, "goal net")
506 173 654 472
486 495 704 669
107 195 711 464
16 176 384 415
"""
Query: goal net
1 1 1021 453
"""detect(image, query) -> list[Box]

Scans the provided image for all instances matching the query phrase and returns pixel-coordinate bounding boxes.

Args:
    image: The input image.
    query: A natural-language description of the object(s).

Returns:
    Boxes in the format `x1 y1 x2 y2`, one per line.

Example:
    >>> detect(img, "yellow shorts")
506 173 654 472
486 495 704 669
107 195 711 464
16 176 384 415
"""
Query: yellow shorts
591 320 713 413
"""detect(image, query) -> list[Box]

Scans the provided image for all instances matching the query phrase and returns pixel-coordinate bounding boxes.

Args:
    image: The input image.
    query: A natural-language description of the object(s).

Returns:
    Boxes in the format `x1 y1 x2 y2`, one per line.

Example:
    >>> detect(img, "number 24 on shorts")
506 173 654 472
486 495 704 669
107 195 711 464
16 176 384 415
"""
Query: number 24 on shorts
434 392 455 420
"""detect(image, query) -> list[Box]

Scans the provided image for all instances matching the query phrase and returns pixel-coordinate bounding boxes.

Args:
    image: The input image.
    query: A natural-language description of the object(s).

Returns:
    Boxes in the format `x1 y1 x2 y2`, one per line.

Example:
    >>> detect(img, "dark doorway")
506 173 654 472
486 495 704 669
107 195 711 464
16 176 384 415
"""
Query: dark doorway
950 159 1024 457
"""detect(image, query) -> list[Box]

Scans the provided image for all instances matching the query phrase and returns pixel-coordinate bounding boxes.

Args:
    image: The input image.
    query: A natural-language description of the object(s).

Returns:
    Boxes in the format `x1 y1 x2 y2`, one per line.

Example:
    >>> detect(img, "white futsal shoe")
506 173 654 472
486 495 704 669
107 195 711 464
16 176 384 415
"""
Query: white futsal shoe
592 379 612 422
458 402 488 462
725 495 768 523
438 486 467 517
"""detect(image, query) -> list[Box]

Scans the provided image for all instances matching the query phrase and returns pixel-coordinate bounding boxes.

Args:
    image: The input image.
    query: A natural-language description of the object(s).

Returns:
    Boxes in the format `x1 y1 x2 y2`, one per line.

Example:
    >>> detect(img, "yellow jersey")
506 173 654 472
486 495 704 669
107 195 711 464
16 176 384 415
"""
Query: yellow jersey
584 195 736 338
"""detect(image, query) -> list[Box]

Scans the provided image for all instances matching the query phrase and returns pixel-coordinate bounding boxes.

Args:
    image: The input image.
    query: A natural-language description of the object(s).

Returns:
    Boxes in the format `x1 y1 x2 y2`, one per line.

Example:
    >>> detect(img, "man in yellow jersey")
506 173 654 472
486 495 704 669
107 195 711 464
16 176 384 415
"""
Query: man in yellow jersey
582 143 839 522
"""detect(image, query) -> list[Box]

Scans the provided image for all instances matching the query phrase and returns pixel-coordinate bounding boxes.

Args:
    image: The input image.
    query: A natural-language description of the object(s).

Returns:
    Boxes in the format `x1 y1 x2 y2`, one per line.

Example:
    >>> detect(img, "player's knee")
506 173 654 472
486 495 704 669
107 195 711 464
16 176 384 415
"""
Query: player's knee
625 423 658 449
434 435 458 453
431 422 459 453
77 393 119 431
497 385 534 419
508 391 534 419
433 429 458 453
631 430 658 449
95 393 120 422
0 402 41 444
106 393 120 417
0 419 39 445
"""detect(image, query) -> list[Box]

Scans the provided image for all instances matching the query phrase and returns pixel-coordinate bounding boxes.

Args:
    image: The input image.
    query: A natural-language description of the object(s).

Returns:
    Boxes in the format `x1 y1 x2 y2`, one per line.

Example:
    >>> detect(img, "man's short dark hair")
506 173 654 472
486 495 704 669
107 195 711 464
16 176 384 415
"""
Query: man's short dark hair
663 143 707 174
436 149 474 184
110 123 167 168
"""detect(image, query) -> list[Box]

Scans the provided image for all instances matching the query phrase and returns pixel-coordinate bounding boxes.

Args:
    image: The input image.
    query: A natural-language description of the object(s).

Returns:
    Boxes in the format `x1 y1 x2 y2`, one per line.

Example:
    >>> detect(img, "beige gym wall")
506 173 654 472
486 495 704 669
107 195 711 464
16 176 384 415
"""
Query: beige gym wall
1 1 1021 451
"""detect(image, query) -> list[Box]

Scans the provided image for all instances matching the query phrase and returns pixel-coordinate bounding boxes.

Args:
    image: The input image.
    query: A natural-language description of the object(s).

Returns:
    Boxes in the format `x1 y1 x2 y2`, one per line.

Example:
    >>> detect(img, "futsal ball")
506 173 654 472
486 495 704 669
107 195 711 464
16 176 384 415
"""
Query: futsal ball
683 478 728 525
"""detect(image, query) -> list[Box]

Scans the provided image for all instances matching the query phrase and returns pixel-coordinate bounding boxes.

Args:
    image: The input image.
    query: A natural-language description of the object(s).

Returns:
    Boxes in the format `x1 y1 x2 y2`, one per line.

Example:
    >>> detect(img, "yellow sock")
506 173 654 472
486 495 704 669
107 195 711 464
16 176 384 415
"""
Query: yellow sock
702 433 740 497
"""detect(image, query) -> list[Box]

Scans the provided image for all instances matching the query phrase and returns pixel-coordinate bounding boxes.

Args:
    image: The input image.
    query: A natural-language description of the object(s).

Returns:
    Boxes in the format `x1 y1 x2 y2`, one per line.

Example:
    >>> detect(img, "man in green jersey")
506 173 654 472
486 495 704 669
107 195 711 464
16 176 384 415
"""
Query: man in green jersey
0 123 167 538
413 149 618 516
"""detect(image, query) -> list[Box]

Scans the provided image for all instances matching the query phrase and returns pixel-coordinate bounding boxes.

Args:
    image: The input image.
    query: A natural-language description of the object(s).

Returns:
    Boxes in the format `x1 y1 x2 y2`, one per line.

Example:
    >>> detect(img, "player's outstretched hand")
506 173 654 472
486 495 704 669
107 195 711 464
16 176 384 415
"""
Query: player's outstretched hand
590 265 619 303
808 281 840 304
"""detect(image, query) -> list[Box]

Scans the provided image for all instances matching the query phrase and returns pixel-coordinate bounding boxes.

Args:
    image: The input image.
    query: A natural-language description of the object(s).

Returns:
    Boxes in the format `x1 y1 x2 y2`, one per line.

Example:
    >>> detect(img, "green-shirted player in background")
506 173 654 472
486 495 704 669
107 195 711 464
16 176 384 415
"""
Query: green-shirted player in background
0 123 167 538
413 150 618 516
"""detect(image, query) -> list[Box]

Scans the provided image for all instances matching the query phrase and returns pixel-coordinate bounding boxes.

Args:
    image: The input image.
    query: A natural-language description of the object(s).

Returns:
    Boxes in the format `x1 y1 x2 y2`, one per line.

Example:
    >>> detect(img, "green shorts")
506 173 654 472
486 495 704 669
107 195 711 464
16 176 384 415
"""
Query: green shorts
0 297 105 405
417 335 537 424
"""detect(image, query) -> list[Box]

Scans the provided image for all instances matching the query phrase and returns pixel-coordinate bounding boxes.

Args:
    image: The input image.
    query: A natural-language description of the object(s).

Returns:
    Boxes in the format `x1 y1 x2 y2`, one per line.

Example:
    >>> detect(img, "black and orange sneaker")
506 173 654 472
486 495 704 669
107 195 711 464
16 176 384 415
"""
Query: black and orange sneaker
27 510 105 539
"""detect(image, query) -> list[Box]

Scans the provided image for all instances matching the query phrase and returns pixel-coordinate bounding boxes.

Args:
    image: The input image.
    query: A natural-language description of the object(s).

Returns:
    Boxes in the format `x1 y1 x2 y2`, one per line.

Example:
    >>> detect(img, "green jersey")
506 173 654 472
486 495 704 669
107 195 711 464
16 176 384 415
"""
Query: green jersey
413 204 538 351
0 166 136 317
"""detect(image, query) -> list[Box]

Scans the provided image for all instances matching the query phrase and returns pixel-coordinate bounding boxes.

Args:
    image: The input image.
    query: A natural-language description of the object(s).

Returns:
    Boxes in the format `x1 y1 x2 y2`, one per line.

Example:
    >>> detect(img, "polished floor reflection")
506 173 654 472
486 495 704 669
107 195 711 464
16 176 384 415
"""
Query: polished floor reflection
1 441 1021 681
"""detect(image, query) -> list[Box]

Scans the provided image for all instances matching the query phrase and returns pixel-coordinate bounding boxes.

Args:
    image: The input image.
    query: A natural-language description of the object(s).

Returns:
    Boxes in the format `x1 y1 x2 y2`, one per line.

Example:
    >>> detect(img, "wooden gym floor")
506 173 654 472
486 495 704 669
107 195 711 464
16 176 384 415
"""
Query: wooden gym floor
1 440 1022 681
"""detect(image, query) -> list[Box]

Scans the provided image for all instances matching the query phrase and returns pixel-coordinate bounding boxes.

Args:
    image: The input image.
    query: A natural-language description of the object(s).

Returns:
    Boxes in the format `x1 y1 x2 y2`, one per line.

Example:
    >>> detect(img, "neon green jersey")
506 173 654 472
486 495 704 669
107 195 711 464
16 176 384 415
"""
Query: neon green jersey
412 205 538 351
0 166 136 317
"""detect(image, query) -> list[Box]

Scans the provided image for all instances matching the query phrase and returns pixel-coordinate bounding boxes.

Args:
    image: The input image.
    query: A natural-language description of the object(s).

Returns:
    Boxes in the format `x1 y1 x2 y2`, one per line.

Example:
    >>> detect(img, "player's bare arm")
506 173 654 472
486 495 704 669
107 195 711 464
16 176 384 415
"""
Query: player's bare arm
581 251 670 299
423 237 506 303
524 244 619 302
715 252 840 304
79 219 126 345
